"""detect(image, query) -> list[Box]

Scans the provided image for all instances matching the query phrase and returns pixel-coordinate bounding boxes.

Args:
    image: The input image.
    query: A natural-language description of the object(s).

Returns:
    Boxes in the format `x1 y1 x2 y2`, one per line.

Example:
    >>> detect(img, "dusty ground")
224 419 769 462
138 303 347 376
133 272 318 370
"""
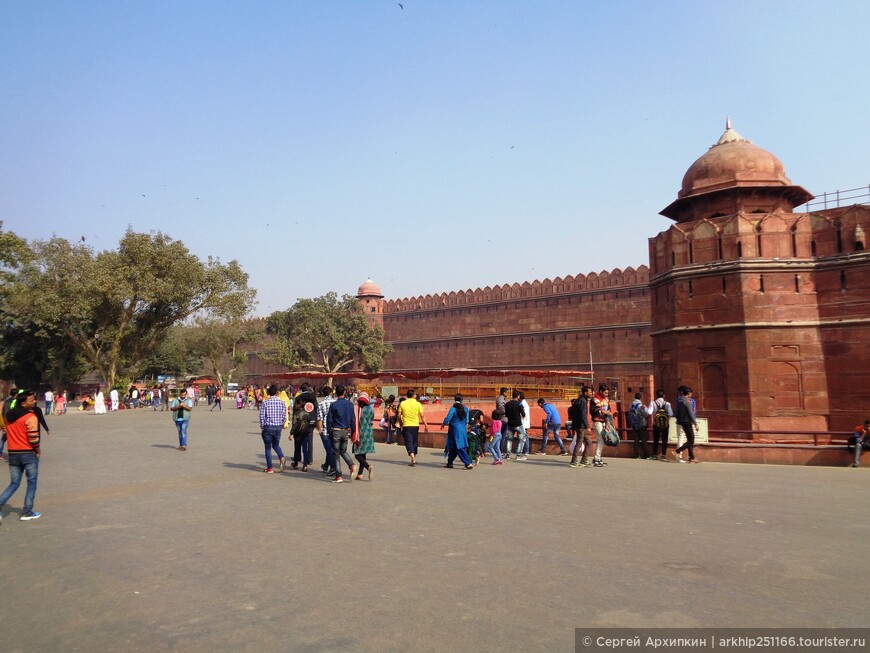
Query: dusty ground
1 406 866 652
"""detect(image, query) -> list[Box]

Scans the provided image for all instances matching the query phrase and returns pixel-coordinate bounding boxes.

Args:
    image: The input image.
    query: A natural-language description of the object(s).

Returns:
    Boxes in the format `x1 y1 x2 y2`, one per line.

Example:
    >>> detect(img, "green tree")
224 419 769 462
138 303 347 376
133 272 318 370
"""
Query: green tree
186 316 264 389
7 229 256 388
0 222 32 285
0 223 82 388
138 324 204 383
266 292 391 376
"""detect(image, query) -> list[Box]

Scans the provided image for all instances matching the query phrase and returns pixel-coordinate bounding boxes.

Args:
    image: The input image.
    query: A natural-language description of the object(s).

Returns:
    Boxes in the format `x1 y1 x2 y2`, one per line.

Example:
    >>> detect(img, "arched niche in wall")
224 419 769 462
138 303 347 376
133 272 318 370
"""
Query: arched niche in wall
771 361 803 410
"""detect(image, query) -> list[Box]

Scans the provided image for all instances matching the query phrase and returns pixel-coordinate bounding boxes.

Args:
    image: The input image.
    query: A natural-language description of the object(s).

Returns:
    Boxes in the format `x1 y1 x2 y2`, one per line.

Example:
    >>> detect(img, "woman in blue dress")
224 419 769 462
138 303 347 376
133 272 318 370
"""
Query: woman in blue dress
441 394 473 469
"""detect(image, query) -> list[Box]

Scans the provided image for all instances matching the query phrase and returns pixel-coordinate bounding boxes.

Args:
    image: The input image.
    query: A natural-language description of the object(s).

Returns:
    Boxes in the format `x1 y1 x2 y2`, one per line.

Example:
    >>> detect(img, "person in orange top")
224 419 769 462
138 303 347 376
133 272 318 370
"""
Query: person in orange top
0 390 42 522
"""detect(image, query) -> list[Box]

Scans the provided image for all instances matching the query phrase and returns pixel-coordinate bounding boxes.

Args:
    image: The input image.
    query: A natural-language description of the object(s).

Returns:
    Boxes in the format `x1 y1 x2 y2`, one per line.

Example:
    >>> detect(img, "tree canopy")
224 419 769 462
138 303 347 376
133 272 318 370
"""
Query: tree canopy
266 292 390 375
184 316 264 389
5 229 256 388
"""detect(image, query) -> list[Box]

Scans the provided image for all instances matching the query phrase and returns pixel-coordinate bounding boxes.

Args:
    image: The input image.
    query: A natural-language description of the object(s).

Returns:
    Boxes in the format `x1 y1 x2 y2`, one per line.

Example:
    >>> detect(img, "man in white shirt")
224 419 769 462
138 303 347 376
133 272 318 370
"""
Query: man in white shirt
109 388 120 411
519 392 532 456
44 389 54 415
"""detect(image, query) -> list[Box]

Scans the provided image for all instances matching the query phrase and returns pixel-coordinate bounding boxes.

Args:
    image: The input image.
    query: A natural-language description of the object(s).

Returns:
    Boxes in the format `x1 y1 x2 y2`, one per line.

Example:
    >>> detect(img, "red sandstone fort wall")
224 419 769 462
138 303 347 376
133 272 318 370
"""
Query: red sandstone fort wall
382 267 653 391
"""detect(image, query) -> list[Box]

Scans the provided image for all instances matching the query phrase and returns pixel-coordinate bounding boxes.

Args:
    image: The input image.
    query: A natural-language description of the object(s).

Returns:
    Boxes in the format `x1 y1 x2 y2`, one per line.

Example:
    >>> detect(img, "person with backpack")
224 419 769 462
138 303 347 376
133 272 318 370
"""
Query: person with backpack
648 390 673 461
627 392 654 459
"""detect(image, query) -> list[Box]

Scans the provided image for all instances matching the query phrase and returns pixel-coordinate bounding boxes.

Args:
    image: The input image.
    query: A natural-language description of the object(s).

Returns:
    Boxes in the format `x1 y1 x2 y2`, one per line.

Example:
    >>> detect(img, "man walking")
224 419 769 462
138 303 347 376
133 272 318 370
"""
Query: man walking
397 388 428 466
0 390 42 522
326 385 357 483
44 389 54 415
259 384 287 473
537 397 567 455
504 390 527 460
290 383 317 471
568 386 593 468
170 389 194 451
672 387 699 463
316 386 337 476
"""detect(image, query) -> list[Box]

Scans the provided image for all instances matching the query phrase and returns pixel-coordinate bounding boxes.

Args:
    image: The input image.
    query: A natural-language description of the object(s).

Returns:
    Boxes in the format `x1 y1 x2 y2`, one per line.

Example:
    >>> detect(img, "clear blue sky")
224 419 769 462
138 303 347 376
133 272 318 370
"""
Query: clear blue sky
2 1 868 316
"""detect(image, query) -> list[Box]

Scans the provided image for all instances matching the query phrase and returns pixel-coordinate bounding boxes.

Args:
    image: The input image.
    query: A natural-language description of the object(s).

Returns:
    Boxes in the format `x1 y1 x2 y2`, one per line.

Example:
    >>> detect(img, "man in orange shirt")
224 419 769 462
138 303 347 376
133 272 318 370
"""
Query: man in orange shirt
0 390 42 522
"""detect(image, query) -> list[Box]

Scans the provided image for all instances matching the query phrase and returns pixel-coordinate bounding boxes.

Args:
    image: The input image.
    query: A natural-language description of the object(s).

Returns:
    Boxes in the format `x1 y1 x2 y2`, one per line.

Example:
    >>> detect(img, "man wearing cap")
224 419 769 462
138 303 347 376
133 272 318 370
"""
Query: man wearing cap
0 390 42 522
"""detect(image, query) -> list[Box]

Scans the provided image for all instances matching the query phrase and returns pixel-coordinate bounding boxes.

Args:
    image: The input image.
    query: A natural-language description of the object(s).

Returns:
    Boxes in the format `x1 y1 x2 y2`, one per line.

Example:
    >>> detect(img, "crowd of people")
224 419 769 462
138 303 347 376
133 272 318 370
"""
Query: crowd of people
2 379 868 524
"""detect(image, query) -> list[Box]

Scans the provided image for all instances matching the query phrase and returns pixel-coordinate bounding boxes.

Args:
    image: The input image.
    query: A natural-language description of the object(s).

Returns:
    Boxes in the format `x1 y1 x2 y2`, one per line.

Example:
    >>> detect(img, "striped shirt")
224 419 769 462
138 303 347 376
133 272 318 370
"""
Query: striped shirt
259 396 287 428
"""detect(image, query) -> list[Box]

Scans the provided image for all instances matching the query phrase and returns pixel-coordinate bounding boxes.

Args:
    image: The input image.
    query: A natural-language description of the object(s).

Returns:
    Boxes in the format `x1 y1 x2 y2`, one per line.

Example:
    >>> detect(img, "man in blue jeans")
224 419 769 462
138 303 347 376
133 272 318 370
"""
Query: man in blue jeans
537 398 567 455
0 390 42 522
170 389 194 451
259 384 287 473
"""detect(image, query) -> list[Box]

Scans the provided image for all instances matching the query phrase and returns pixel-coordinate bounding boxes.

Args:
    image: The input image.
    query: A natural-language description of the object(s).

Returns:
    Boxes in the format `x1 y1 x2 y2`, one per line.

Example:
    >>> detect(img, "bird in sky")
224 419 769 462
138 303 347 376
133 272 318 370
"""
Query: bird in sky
80 236 86 242
398 2 403 9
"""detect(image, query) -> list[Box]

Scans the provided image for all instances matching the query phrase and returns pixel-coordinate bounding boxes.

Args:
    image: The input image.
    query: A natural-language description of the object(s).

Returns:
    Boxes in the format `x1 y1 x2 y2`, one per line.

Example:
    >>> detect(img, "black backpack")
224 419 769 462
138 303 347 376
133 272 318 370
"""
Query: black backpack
653 403 670 430
630 402 647 429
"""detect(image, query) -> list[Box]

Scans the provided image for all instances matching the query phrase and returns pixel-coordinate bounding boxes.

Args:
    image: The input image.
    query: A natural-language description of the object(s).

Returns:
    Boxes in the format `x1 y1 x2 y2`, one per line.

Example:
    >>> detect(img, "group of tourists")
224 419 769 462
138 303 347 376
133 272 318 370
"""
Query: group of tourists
3 377 866 525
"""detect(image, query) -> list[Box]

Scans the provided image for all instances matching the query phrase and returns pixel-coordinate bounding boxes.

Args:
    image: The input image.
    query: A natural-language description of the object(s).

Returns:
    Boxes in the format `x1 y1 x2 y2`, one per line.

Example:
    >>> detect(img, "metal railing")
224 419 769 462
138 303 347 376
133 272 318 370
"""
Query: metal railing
801 184 870 212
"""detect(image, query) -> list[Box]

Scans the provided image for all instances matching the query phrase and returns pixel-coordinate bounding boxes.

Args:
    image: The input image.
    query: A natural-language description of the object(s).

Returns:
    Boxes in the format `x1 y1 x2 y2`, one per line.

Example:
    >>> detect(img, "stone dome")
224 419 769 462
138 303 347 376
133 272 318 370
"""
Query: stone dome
357 278 382 297
678 124 792 199
660 121 813 220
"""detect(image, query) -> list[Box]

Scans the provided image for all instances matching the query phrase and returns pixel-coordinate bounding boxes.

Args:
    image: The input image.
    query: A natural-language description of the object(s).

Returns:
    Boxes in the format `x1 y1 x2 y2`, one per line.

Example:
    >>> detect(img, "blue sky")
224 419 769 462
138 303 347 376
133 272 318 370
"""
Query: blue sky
2 1 868 316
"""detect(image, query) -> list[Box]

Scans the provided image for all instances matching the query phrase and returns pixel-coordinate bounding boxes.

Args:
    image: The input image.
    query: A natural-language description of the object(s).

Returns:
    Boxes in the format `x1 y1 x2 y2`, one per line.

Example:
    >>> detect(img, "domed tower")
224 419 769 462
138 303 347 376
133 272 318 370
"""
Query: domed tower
660 120 812 223
650 121 833 433
356 278 385 330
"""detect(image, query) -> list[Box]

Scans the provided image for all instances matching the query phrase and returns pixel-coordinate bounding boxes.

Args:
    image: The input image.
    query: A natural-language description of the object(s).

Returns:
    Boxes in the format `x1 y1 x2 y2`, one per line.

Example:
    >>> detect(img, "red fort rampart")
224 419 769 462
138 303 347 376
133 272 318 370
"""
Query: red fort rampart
356 122 870 433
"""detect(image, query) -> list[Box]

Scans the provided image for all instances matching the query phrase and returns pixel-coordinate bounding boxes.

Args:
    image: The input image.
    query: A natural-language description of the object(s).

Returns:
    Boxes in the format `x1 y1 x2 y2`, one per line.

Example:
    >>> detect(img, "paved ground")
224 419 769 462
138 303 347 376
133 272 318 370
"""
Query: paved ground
1 407 867 652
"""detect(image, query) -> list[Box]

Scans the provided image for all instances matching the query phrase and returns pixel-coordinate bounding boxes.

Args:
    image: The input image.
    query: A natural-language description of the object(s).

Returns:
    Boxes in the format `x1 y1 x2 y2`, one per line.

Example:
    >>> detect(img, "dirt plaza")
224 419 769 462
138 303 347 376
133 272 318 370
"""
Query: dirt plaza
1 407 866 652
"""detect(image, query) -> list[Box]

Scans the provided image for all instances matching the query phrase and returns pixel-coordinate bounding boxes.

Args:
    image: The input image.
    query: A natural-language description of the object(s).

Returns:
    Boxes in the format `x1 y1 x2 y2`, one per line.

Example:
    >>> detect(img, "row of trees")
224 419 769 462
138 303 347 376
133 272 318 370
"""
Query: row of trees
0 224 390 390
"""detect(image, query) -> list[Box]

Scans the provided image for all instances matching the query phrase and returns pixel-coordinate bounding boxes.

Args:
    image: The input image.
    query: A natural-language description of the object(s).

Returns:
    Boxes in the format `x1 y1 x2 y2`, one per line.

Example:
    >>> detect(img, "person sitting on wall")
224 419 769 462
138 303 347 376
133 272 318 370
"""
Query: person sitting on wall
850 420 870 468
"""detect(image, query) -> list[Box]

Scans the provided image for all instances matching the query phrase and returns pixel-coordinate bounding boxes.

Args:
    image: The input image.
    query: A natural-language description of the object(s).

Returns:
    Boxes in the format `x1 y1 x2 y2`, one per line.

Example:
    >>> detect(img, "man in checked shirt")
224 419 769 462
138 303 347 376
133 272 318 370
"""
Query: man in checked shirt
316 386 337 477
259 385 287 473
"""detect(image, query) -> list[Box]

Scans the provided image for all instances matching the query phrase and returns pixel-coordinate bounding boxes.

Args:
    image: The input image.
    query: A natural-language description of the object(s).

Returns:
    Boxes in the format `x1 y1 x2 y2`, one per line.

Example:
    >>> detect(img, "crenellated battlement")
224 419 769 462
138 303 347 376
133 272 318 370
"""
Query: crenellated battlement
384 265 650 313
649 205 870 276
